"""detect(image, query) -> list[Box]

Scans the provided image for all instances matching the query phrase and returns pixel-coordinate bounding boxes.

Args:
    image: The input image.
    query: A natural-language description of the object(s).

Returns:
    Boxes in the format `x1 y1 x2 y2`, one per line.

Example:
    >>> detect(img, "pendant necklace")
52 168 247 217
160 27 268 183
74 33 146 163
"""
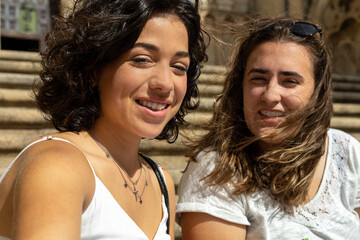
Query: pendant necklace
88 130 148 204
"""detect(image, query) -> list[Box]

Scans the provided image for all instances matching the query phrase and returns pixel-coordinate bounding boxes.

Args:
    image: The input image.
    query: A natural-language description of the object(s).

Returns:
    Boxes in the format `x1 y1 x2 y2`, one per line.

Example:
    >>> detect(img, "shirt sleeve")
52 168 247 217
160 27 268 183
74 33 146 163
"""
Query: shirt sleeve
176 150 250 226
350 135 360 208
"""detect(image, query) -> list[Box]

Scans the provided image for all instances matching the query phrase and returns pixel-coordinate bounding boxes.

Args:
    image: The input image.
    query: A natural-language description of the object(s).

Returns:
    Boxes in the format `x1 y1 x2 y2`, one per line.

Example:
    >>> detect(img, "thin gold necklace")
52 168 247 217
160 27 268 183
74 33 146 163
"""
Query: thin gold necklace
88 130 148 204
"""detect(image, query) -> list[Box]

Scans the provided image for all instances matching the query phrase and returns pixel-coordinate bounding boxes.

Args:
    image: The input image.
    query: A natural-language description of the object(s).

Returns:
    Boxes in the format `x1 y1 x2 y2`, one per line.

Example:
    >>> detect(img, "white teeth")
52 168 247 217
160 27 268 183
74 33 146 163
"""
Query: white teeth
139 100 166 111
260 110 284 117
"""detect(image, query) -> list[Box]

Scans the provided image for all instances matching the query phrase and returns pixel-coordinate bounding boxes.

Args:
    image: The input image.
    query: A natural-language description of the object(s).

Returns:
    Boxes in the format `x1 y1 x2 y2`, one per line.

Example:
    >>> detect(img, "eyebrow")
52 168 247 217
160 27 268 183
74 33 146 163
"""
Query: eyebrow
247 68 269 75
133 42 189 58
281 71 304 80
247 68 304 79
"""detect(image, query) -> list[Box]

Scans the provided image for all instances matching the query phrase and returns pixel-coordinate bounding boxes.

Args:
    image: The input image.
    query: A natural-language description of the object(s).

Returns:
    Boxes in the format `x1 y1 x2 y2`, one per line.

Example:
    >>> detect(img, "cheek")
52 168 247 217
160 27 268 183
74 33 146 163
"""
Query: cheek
283 81 314 111
176 79 188 102
243 85 261 108
283 94 311 111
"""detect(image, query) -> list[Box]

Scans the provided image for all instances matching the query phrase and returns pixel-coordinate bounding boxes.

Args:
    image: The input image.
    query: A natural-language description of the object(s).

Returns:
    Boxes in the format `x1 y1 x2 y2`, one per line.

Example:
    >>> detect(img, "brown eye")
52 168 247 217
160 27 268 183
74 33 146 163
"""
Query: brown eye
131 58 148 64
173 65 188 72
284 79 299 85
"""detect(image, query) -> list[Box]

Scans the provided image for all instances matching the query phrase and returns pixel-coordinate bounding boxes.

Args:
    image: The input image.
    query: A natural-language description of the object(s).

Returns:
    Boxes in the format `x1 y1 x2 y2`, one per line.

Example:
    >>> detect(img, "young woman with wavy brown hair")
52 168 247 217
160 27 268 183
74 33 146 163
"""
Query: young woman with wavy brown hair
176 17 360 240
0 0 207 239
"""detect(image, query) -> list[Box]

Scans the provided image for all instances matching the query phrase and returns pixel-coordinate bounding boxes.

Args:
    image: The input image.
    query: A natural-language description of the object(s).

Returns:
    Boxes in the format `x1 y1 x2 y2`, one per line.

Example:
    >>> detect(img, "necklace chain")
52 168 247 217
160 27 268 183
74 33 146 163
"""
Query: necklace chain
88 130 147 204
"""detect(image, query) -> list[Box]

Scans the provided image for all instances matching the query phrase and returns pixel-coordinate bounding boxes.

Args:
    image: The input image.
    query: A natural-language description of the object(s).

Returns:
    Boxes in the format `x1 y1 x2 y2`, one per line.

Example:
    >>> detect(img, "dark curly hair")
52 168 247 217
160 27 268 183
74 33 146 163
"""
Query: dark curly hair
35 0 208 142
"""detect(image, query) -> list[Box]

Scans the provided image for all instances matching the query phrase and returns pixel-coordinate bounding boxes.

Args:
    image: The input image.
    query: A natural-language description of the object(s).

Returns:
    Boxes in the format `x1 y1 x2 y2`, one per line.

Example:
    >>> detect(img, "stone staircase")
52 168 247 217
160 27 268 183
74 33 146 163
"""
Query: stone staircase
0 50 360 238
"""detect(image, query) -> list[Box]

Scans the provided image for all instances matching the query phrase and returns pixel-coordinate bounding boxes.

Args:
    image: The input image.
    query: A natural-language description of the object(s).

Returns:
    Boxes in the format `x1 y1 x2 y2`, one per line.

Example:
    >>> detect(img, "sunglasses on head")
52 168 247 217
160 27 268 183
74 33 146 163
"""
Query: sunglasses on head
254 20 322 38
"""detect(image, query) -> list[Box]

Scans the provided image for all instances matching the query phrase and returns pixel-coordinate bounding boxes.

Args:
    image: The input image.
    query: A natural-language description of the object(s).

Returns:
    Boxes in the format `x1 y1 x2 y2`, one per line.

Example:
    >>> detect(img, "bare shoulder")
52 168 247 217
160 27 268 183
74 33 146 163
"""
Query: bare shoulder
18 136 93 182
11 137 95 239
15 136 95 207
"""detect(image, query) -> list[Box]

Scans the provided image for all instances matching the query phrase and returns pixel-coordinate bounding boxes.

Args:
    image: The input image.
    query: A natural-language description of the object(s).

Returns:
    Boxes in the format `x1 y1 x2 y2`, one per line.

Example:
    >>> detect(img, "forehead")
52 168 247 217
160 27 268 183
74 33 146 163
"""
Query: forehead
140 13 186 34
245 41 314 74
136 13 188 46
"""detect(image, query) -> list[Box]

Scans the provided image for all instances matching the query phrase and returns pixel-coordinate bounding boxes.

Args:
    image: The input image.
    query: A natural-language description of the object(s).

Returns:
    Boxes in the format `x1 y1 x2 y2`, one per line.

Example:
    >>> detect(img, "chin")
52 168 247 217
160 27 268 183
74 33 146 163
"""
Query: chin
255 128 282 147
141 129 166 139
258 137 283 150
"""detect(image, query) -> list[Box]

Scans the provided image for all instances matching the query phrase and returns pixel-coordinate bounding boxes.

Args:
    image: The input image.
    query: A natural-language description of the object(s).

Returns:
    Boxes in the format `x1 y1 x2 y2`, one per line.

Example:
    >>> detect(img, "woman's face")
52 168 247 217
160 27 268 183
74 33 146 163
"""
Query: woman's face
242 41 315 147
96 14 189 139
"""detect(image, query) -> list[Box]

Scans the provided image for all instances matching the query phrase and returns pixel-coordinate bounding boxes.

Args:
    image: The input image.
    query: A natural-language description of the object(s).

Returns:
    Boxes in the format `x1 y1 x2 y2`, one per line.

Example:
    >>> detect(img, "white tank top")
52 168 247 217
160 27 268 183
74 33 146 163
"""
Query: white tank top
0 136 170 240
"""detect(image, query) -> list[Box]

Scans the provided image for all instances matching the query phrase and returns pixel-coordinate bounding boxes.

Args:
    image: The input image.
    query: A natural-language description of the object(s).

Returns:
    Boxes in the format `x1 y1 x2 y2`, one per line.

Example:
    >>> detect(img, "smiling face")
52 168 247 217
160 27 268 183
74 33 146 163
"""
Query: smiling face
242 41 315 147
95 14 189 140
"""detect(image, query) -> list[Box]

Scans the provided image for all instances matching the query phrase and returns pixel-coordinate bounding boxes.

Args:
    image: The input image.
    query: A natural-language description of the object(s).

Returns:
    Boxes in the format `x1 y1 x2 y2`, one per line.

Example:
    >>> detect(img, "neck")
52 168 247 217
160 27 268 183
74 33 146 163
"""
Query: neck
88 126 142 174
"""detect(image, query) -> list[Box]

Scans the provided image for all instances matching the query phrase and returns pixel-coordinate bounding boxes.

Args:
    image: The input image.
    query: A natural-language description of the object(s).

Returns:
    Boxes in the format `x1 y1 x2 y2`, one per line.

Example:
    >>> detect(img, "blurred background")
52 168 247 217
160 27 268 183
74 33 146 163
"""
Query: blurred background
1 0 360 238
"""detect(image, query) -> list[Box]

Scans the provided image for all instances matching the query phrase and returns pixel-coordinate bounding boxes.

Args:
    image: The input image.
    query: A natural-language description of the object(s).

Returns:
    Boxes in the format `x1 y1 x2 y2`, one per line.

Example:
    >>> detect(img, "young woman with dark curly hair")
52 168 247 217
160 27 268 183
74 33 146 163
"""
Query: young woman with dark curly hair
176 18 360 240
0 0 207 239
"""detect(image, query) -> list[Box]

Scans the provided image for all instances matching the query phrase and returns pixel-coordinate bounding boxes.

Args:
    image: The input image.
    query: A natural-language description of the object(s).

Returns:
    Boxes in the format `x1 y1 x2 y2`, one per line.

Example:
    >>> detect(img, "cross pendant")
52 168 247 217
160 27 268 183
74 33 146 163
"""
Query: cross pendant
133 186 138 201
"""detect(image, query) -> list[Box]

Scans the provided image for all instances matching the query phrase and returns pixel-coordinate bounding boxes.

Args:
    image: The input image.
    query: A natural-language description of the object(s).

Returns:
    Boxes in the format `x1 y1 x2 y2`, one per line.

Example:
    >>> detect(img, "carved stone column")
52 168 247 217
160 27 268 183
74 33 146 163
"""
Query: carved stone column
310 0 360 75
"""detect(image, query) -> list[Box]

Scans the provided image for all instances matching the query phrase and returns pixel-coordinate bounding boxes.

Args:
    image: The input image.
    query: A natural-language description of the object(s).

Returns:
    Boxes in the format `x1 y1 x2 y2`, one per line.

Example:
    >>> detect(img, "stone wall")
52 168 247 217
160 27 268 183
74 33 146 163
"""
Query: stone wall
201 0 360 76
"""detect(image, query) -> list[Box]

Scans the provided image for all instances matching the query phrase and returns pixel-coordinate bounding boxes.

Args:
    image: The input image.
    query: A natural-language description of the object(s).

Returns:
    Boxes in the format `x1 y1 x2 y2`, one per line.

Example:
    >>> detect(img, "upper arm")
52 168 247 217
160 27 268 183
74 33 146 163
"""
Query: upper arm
180 212 246 240
355 208 360 219
12 141 94 240
162 167 176 240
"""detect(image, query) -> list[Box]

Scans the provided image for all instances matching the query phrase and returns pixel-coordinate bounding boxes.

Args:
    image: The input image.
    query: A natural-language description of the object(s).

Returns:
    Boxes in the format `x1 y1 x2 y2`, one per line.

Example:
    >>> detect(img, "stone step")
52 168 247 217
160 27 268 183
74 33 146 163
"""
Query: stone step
330 116 360 131
333 81 360 92
149 154 188 170
0 59 41 74
0 50 41 62
0 88 35 107
333 103 360 116
0 129 55 152
0 107 49 128
333 91 360 103
201 65 226 75
0 72 37 88
198 83 223 96
198 73 225 85
333 73 360 83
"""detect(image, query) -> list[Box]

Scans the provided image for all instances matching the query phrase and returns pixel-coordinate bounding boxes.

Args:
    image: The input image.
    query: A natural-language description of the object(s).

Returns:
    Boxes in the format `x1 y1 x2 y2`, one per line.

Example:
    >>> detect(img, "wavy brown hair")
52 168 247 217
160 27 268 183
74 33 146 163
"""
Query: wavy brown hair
187 18 333 206
35 0 208 143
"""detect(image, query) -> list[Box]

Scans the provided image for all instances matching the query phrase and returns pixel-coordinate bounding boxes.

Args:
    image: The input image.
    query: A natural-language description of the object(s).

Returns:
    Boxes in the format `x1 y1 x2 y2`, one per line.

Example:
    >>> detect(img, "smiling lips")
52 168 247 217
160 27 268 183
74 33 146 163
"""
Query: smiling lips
260 110 285 118
138 100 168 111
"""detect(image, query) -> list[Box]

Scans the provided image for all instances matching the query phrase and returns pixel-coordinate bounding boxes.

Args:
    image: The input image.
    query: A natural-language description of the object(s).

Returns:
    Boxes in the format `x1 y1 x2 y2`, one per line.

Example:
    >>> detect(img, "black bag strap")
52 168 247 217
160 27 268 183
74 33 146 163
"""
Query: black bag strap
139 153 170 234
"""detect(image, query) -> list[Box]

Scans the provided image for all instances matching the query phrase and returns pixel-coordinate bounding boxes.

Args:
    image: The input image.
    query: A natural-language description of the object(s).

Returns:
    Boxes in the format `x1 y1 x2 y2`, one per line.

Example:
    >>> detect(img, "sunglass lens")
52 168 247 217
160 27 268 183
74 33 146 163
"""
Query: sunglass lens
291 23 318 36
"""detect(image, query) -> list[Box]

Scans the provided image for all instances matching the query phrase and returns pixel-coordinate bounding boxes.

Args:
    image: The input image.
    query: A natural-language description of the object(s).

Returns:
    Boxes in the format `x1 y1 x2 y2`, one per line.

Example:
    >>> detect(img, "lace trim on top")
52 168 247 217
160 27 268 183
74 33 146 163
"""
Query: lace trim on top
276 131 350 229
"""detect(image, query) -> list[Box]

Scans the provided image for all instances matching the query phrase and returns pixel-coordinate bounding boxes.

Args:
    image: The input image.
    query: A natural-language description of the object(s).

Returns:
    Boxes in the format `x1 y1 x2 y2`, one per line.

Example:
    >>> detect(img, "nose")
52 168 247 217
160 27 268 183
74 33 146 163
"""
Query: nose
261 79 281 103
148 64 174 93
